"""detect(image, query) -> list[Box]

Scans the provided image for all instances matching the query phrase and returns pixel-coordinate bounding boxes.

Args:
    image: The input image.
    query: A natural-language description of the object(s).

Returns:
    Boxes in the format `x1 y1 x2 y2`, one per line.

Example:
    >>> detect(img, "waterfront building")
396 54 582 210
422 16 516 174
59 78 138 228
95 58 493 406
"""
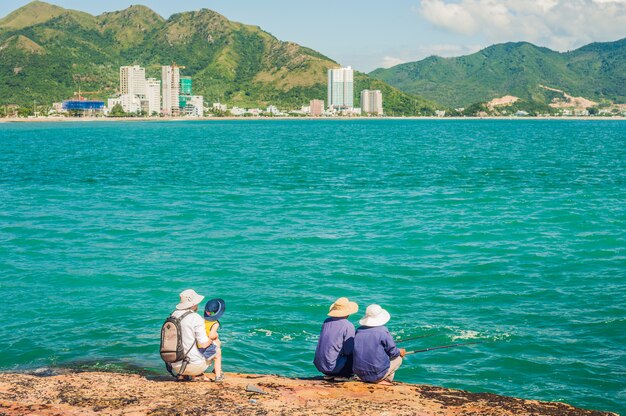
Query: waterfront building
328 67 354 110
63 100 105 115
117 65 149 113
213 103 227 112
180 77 192 95
230 107 246 116
361 89 383 116
181 95 204 117
177 76 202 116
161 65 180 116
145 78 161 115
107 98 120 113
108 94 142 114
266 105 281 115
310 99 324 116
120 65 146 97
52 102 65 114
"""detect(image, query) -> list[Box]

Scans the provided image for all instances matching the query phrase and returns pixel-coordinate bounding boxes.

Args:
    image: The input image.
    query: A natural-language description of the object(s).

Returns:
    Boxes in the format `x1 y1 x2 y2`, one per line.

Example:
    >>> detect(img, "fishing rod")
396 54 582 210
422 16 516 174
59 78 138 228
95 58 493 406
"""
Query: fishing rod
397 334 438 343
405 341 483 355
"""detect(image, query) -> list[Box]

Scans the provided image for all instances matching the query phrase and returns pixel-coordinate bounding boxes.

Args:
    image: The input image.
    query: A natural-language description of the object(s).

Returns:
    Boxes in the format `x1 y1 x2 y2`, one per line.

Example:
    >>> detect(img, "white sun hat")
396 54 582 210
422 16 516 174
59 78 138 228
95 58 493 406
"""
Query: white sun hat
359 304 391 327
176 289 205 310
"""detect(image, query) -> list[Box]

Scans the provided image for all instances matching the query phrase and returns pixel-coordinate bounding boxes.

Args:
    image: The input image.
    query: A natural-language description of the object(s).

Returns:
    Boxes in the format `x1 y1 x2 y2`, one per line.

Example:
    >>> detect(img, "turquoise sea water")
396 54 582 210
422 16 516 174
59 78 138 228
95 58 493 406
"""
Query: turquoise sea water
0 120 624 414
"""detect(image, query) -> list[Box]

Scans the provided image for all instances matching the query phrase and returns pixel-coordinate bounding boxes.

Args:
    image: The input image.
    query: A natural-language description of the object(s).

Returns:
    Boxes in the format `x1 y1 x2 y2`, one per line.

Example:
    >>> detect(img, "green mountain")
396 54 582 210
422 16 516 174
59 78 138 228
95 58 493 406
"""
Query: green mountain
369 40 626 107
0 1 436 115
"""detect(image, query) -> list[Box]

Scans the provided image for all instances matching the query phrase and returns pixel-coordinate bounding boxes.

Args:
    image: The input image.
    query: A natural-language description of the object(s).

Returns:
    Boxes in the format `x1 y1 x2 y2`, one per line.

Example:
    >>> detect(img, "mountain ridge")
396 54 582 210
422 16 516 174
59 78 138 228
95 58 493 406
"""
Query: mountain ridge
0 1 436 115
369 39 626 107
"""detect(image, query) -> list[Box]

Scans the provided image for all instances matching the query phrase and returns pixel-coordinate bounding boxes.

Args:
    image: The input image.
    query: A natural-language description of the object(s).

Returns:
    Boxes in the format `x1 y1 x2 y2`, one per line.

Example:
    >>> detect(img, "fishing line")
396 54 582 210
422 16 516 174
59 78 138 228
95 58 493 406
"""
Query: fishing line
405 341 484 355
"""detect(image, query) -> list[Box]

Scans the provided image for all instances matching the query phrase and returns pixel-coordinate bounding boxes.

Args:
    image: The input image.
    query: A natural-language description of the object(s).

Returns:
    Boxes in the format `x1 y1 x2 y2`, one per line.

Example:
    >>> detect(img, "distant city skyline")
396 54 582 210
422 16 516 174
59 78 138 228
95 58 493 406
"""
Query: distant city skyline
2 0 626 72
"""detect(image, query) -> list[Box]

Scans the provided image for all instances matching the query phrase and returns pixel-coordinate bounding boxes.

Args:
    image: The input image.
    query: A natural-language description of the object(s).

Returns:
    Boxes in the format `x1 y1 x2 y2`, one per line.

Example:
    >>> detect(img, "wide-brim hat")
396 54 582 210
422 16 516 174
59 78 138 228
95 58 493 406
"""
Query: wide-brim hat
176 289 205 310
328 297 359 317
204 298 226 321
359 304 390 327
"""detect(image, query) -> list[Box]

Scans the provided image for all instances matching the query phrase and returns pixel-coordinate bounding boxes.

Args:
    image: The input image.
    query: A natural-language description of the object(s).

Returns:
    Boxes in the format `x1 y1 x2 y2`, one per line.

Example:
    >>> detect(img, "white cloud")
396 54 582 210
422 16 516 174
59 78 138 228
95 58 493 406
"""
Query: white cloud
381 56 408 68
419 0 626 50
377 44 484 69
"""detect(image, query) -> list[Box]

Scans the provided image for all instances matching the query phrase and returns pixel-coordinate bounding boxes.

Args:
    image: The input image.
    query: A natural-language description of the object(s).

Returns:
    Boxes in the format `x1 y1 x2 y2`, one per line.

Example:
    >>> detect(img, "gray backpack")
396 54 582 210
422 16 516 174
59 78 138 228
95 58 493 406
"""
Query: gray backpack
160 311 193 376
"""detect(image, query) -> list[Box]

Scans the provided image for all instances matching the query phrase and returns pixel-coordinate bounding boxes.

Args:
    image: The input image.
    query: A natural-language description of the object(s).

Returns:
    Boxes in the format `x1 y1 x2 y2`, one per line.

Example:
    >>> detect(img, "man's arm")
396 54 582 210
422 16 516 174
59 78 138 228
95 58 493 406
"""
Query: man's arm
193 316 211 348
383 331 403 358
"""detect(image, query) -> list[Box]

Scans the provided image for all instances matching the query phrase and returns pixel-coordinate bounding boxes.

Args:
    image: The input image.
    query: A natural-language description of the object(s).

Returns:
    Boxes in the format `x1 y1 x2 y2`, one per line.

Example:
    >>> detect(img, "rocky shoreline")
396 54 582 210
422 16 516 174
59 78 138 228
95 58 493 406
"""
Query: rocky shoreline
0 371 617 415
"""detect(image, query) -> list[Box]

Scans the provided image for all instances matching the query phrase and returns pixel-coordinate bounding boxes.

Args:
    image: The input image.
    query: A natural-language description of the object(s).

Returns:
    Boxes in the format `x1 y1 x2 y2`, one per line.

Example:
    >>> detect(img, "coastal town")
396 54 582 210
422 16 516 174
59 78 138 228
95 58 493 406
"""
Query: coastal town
2 63 625 120
5 64 386 119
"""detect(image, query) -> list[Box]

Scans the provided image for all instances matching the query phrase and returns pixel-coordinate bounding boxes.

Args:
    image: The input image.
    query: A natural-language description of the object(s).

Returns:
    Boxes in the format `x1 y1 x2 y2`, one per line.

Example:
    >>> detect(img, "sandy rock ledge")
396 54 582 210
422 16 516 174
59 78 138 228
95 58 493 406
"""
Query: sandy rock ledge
0 372 617 416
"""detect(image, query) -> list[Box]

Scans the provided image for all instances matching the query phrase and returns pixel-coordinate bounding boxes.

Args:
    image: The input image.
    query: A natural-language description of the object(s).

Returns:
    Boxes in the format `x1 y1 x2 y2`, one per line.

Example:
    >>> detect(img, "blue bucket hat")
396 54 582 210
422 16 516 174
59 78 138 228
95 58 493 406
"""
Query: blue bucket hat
204 298 226 321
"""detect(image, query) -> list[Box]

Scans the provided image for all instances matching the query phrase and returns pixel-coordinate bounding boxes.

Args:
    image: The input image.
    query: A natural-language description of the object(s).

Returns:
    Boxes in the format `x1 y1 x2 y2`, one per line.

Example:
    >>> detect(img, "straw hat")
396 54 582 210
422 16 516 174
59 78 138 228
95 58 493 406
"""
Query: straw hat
359 304 391 327
176 289 205 310
328 297 359 317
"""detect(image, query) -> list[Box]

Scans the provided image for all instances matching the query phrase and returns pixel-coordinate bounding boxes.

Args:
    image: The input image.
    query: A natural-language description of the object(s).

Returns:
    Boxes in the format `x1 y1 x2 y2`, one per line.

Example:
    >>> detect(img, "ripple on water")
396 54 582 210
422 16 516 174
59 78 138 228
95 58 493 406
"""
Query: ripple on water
0 120 624 414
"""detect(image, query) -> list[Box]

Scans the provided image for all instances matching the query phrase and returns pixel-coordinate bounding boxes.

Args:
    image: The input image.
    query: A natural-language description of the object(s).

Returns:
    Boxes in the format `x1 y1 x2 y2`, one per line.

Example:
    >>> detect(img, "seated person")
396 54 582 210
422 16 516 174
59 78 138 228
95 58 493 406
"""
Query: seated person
313 297 359 379
353 304 406 385
168 289 213 380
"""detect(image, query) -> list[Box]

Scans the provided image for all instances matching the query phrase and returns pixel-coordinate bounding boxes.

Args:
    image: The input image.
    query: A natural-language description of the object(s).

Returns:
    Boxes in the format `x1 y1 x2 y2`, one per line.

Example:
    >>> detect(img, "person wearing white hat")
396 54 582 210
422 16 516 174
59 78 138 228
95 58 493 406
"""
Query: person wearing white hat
169 289 215 381
353 304 406 385
313 297 359 380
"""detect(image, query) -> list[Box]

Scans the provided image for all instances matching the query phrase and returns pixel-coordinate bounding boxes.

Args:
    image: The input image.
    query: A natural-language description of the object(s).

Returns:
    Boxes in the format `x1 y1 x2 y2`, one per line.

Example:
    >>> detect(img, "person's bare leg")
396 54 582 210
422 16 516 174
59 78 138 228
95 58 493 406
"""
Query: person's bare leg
213 347 223 380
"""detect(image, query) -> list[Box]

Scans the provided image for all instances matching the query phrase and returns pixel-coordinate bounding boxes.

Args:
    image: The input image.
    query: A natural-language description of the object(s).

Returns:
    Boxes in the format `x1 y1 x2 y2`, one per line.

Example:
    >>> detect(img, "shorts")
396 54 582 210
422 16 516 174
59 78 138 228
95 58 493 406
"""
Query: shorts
171 361 209 376
199 344 218 360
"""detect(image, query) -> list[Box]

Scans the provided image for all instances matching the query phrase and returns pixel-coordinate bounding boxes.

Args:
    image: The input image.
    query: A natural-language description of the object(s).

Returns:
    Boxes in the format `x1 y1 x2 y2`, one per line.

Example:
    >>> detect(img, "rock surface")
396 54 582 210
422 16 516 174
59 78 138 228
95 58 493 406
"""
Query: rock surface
0 372 617 416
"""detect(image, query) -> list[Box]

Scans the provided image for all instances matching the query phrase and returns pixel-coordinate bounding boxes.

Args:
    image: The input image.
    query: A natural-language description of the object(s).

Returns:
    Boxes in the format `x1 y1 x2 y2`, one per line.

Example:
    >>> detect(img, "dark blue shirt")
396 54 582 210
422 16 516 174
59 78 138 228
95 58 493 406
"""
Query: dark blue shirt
353 325 401 382
313 317 355 375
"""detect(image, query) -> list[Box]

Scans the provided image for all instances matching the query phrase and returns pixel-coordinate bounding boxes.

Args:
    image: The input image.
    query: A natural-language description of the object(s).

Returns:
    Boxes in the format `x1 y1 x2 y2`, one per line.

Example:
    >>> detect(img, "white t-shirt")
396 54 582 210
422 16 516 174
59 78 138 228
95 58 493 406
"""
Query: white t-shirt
171 309 209 365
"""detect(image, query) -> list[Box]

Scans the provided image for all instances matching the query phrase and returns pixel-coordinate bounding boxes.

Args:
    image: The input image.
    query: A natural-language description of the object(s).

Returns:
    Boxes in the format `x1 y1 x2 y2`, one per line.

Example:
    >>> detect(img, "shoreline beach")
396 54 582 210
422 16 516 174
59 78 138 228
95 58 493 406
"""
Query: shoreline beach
1 115 626 123
0 371 617 416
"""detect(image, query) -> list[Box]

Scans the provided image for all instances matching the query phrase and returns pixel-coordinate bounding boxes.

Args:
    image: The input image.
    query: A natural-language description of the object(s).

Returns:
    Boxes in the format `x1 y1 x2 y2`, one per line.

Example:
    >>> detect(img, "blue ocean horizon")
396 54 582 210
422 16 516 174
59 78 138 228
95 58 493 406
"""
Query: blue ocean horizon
0 119 624 414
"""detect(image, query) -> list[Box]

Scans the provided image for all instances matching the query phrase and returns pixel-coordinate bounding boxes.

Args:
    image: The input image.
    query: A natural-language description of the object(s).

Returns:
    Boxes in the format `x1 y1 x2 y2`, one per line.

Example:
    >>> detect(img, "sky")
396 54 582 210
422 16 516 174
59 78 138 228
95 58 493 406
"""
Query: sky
2 0 626 72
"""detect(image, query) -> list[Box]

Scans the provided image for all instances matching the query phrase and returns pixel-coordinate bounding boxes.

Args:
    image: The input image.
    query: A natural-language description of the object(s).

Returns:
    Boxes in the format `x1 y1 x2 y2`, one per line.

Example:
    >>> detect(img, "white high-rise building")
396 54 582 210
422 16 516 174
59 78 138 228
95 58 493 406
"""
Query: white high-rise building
145 78 161 116
118 65 148 113
161 65 180 116
120 65 146 97
328 66 354 109
361 89 383 116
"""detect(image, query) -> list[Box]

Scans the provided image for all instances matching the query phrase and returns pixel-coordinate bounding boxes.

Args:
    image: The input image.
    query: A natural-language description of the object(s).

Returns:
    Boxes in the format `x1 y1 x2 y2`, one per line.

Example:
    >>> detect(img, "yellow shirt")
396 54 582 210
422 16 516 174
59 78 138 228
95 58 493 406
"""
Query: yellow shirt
204 320 219 338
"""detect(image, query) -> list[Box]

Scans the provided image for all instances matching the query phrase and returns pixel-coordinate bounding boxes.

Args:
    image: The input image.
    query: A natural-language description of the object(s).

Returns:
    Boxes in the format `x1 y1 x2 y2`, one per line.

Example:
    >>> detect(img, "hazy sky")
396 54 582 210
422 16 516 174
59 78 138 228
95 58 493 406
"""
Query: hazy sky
2 0 626 72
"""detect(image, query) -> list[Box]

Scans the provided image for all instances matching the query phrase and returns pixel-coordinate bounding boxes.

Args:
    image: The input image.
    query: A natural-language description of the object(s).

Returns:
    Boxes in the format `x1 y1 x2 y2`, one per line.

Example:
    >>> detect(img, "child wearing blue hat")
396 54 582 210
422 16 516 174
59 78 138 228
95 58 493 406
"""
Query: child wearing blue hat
198 298 225 382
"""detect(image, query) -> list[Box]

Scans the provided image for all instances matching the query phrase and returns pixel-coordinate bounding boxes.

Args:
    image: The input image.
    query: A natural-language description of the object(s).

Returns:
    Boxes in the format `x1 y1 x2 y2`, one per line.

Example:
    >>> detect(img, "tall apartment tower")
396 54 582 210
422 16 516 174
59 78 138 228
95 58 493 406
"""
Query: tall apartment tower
145 78 161 116
327 66 354 109
120 65 146 97
161 65 180 116
361 89 383 116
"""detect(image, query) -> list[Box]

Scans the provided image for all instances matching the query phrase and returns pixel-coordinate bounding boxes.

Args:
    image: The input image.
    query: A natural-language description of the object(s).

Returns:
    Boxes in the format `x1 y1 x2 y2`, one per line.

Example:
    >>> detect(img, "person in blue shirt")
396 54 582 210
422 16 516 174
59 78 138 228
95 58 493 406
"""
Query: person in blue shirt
353 304 406 385
313 297 359 380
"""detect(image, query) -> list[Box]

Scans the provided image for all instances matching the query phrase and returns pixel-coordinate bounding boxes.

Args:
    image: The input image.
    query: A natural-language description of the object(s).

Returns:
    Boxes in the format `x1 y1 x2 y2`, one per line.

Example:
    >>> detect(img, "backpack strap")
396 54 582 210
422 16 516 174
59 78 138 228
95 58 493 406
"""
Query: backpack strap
179 310 193 321
177 339 197 376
